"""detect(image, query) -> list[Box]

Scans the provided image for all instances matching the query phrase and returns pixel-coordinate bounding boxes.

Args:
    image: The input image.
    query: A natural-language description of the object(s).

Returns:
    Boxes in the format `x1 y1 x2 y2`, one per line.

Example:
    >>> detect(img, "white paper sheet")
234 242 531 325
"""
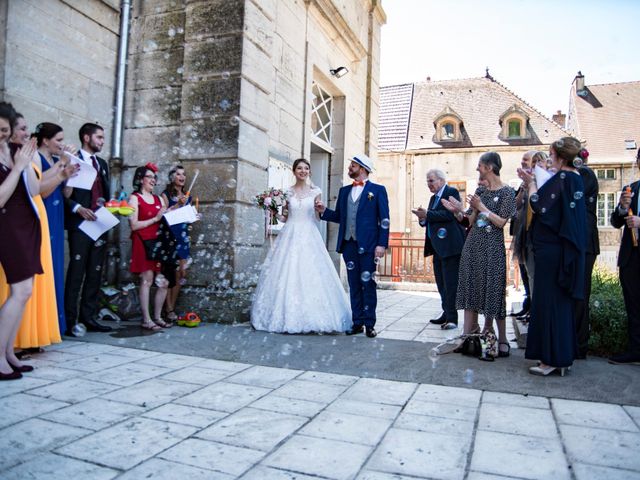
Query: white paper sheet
64 152 97 190
163 205 199 226
534 164 553 189
79 207 119 241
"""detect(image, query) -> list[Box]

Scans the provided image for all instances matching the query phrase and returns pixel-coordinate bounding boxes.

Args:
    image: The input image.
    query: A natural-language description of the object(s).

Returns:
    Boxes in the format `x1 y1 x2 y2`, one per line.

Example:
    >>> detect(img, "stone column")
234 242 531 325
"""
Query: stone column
123 0 272 322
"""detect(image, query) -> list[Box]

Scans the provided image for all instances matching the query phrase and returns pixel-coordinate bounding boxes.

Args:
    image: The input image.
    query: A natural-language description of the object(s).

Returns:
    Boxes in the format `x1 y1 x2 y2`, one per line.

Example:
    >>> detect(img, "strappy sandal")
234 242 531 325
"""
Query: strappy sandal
141 321 162 331
498 342 511 358
166 310 178 322
153 318 172 328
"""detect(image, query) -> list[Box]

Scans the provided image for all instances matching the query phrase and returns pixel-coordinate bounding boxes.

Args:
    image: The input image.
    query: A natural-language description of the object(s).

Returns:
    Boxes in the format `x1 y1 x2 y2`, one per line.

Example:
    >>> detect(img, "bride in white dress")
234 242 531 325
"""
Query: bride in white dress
251 158 351 333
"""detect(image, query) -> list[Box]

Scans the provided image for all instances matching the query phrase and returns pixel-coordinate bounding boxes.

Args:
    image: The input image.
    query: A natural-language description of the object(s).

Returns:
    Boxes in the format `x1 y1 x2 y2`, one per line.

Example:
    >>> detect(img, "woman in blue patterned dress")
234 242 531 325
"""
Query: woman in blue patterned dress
161 166 192 322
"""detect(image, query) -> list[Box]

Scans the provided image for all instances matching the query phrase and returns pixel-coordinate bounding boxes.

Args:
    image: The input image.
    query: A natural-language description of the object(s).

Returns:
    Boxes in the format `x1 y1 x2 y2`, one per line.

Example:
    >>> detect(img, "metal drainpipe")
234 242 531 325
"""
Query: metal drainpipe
106 0 132 285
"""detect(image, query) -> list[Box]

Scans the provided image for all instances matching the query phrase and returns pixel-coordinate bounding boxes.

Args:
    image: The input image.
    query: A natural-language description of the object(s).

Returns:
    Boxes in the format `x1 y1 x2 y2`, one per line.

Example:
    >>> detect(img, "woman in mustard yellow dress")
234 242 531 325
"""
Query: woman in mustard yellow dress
0 114 76 352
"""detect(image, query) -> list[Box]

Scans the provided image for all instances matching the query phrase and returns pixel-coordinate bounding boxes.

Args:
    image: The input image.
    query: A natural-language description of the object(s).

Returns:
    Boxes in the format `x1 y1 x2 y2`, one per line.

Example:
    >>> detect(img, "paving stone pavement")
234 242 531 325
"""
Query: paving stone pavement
1 290 639 479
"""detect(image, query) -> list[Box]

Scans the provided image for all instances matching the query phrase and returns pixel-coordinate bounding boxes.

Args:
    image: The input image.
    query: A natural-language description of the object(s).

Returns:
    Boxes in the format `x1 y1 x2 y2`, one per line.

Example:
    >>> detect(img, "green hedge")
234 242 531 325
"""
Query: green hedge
588 268 628 356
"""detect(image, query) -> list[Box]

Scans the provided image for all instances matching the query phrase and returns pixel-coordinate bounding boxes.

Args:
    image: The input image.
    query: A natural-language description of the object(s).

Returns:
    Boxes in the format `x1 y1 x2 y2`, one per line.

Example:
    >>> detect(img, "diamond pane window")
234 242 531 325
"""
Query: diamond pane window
311 82 333 145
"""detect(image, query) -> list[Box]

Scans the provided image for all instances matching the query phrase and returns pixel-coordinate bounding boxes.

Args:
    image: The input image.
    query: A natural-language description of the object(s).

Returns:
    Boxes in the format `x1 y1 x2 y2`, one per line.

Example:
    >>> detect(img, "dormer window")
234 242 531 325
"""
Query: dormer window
499 104 530 140
433 106 463 142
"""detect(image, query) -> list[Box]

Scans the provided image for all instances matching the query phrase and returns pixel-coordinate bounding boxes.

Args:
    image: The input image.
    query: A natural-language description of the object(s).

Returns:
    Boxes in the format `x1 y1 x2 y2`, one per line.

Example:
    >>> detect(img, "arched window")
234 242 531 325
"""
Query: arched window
499 105 529 141
433 106 463 142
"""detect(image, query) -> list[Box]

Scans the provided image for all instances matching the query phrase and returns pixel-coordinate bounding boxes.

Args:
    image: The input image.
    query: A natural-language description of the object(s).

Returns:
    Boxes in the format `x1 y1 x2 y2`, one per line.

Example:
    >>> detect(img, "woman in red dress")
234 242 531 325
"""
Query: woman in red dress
129 163 170 331
0 102 41 380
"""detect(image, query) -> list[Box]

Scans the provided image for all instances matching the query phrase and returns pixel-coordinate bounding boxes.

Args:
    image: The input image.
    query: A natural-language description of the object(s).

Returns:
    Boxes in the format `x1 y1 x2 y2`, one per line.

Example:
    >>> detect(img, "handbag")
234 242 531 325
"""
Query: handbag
454 334 483 357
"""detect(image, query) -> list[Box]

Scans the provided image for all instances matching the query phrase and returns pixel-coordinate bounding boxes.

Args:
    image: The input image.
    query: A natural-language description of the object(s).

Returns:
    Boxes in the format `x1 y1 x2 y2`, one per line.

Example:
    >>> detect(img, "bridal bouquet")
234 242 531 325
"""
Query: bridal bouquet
254 187 288 225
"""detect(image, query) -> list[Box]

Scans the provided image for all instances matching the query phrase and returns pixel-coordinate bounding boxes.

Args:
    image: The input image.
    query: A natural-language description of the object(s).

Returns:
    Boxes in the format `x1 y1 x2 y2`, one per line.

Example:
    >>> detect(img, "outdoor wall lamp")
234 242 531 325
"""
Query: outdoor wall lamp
330 66 349 78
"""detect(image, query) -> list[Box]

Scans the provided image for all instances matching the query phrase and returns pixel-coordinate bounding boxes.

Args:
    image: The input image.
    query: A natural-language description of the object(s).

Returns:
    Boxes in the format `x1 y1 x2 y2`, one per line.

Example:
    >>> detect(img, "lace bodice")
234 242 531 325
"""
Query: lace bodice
286 186 322 224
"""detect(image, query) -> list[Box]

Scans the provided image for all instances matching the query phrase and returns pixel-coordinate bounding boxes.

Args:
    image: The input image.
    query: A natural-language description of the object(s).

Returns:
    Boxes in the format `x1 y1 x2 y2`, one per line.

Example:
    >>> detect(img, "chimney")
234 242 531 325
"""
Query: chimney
552 110 566 127
574 71 587 97
426 76 431 82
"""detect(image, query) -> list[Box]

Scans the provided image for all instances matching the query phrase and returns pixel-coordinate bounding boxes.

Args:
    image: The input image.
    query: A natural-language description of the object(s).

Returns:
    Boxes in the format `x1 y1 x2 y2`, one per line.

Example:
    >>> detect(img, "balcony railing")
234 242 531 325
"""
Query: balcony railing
376 234 520 288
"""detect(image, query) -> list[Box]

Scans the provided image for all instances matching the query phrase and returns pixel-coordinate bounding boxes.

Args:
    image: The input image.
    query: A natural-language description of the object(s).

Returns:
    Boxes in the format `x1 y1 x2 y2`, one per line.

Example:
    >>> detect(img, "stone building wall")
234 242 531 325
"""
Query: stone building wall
0 0 120 153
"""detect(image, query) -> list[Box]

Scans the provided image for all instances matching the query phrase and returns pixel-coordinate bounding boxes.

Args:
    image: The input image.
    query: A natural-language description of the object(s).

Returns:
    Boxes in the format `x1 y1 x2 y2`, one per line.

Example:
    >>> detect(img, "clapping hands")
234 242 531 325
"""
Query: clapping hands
440 196 463 214
468 193 486 213
13 138 37 172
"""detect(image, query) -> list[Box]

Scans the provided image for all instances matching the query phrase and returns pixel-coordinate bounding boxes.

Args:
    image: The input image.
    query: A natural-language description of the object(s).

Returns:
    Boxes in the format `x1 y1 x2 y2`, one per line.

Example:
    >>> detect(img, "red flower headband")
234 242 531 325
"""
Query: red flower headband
145 162 159 173
579 148 589 160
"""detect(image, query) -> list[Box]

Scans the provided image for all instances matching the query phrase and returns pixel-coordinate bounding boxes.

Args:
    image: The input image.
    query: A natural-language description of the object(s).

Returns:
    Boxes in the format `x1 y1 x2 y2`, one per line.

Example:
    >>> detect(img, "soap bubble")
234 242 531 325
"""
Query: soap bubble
154 274 166 287
550 193 556 199
358 247 365 254
436 228 447 239
380 218 390 229
574 191 583 200
530 193 539 203
361 271 372 282
72 324 87 337
560 172 566 179
573 157 583 168
541 207 547 214
428 348 439 369
96 197 105 207
346 261 355 270
493 196 499 203
464 369 474 384
485 225 492 233
168 28 176 37
569 202 576 208
221 71 231 80
229 116 240 126
476 211 489 228
280 343 293 356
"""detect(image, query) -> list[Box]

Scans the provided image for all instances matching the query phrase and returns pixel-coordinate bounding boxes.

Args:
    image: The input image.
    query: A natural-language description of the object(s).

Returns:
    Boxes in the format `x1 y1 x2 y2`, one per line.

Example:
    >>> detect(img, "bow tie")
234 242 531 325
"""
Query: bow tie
352 181 365 187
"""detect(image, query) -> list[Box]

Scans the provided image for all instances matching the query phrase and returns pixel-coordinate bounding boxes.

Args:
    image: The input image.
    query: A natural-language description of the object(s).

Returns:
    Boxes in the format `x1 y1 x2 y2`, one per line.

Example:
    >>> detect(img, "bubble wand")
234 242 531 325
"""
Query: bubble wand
186 169 200 197
625 186 638 247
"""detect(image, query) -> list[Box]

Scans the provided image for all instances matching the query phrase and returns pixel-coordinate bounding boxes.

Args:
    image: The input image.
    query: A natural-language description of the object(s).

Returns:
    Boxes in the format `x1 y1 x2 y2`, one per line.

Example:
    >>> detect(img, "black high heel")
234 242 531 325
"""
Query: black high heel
10 362 34 373
498 342 511 358
0 369 22 380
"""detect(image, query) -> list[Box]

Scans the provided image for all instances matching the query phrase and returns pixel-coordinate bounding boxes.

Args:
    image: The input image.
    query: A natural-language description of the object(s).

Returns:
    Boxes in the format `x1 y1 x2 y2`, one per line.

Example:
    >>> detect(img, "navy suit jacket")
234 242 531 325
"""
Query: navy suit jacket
64 151 110 231
322 181 390 254
422 184 465 258
611 180 640 268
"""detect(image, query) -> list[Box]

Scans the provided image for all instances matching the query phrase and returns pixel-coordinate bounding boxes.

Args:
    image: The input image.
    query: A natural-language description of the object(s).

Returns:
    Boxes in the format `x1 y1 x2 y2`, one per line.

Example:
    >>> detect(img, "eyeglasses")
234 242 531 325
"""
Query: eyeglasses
144 174 158 180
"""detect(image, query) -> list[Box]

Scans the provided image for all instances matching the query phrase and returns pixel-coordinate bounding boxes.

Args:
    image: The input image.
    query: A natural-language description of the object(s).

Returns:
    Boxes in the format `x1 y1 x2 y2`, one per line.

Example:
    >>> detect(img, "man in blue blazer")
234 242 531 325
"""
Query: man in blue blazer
413 169 465 330
316 154 390 338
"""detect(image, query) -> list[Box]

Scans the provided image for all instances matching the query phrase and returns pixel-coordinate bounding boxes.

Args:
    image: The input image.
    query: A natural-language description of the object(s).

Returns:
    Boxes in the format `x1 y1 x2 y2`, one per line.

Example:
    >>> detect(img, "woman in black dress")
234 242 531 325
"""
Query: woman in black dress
0 102 41 380
518 137 586 376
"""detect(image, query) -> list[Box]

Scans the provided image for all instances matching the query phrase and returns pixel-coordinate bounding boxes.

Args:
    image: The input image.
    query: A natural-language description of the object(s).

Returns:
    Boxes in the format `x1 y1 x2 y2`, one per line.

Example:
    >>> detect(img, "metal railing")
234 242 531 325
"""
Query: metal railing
377 235 520 288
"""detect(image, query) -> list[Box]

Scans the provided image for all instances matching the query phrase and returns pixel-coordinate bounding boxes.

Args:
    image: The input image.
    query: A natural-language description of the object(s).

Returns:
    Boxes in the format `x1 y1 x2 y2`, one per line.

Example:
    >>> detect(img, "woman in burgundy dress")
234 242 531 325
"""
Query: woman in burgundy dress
0 102 41 380
129 163 170 331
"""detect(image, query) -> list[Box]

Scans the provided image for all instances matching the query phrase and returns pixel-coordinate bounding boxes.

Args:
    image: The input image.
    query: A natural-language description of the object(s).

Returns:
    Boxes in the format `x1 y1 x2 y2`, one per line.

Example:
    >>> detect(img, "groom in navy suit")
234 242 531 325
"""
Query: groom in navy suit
316 154 390 338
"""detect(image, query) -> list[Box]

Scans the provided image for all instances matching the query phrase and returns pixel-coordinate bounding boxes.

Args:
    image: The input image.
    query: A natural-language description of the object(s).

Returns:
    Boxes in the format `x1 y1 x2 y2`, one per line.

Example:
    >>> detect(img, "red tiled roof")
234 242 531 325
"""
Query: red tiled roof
378 77 567 151
568 81 640 163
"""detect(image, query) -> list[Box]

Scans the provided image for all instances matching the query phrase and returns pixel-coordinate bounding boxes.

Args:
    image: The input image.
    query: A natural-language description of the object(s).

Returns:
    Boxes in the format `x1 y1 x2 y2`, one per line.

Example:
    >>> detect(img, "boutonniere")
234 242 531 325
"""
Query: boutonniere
368 192 374 201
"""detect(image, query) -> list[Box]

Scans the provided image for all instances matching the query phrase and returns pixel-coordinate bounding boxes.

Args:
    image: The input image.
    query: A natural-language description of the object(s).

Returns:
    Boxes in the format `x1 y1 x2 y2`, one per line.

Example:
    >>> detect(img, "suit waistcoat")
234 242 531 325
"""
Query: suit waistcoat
344 192 361 241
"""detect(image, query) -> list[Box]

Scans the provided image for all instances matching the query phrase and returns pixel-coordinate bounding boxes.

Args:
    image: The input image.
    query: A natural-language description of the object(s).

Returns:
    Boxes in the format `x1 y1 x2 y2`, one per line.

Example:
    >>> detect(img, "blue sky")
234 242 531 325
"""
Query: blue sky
380 0 640 117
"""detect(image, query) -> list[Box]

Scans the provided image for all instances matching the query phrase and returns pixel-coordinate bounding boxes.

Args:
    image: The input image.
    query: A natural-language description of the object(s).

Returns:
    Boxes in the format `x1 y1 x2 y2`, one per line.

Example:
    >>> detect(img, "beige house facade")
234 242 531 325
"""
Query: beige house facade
1 0 386 321
378 74 568 246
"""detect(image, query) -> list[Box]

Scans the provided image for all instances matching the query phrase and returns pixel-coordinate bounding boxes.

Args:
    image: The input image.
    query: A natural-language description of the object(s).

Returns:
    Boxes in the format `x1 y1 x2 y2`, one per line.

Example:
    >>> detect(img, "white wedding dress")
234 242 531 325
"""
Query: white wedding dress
251 186 351 333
